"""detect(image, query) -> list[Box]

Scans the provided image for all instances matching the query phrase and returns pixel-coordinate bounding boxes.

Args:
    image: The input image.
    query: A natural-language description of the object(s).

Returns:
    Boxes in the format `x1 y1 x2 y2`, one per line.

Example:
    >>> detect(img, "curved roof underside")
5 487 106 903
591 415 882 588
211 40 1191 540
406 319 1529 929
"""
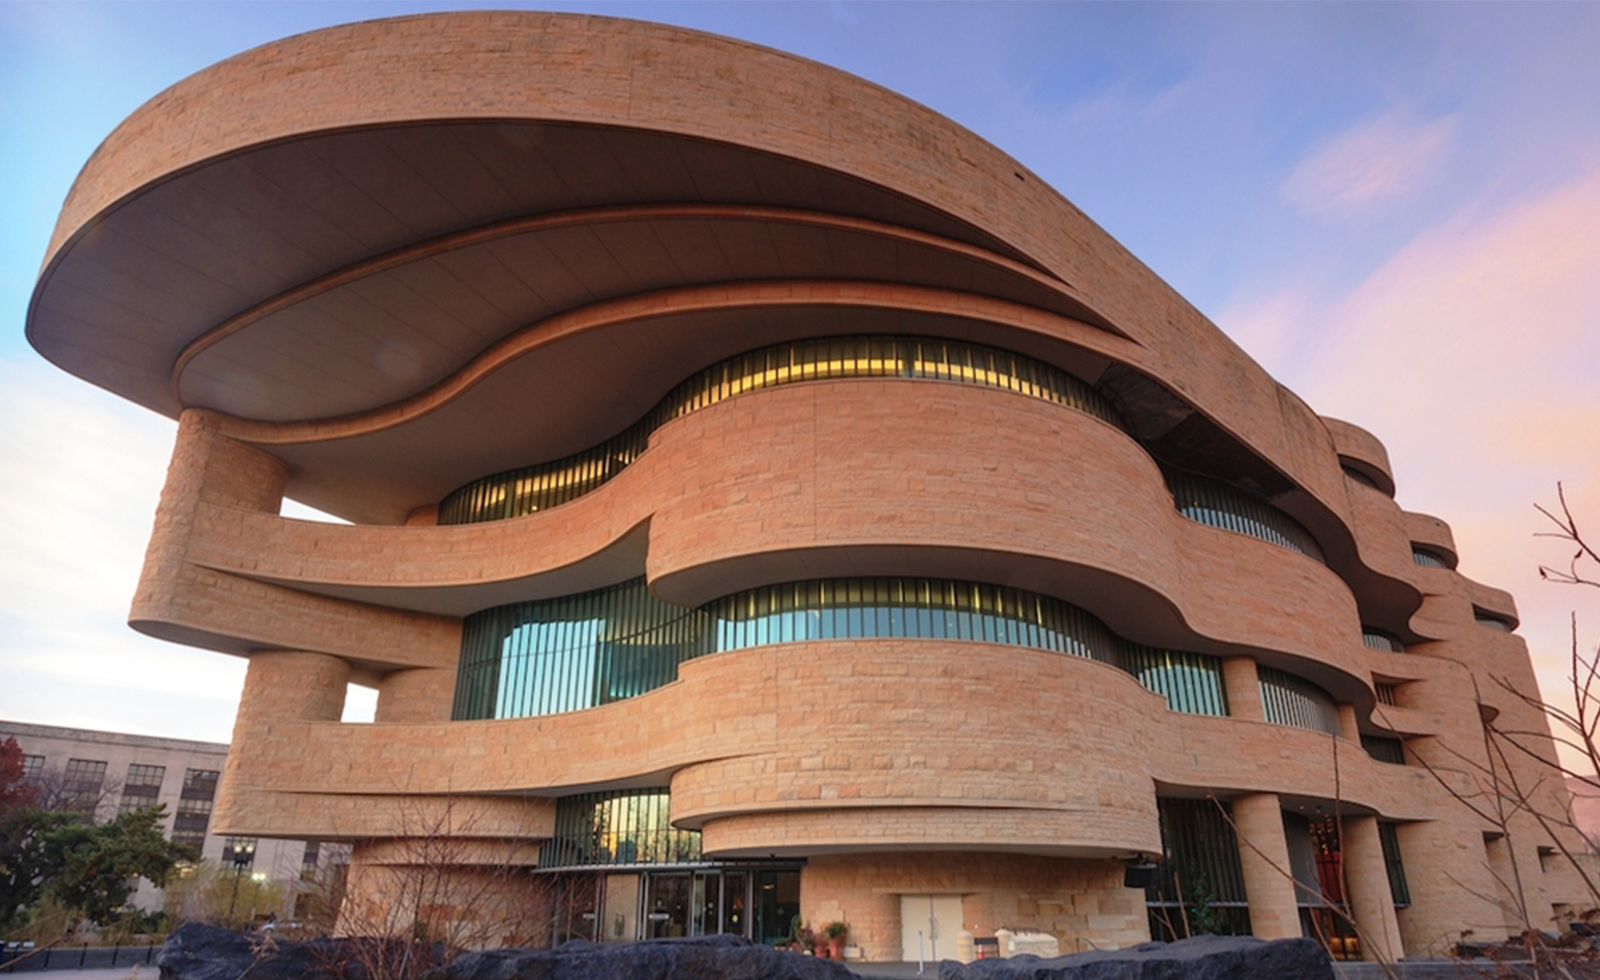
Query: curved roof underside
29 11 1336 529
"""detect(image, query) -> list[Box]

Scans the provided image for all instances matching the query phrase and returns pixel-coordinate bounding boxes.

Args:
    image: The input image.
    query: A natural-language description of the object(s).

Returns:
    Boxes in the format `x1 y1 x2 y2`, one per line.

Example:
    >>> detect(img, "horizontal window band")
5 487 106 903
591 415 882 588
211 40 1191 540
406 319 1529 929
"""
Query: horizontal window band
453 575 1230 722
438 335 1126 525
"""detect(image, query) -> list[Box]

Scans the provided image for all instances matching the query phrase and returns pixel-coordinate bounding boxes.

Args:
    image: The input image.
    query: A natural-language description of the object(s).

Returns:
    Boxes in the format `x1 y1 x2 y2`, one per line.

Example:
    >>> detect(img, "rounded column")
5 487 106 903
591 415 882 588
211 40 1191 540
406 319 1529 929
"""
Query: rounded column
1342 816 1402 963
234 650 351 729
376 667 455 723
1337 704 1361 743
1231 793 1300 939
1222 657 1264 721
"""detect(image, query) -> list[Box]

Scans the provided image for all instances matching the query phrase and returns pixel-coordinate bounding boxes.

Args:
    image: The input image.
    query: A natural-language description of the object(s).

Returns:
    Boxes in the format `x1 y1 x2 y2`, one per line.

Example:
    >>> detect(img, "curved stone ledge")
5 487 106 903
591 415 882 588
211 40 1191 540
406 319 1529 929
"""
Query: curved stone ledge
34 11 1388 571
1401 511 1459 567
181 381 1376 690
699 806 1157 858
218 640 1457 841
1323 417 1395 497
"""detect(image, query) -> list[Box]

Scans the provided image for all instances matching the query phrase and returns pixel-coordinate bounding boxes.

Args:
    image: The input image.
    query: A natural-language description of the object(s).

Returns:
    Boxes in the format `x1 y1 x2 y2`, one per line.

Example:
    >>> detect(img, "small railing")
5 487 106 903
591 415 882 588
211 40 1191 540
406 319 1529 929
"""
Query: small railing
0 943 160 973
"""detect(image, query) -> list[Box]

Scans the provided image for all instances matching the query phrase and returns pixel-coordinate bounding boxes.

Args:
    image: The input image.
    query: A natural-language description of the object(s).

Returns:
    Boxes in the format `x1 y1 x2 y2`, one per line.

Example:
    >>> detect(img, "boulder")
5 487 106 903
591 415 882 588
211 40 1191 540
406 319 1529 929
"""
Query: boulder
158 925 851 980
937 934 1335 980
158 922 367 980
430 935 854 980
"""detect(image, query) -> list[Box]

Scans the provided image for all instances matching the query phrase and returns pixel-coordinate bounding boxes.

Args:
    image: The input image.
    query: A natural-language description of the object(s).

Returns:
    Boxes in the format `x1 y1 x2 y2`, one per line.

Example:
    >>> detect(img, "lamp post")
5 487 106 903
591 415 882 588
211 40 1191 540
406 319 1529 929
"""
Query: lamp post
225 840 257 927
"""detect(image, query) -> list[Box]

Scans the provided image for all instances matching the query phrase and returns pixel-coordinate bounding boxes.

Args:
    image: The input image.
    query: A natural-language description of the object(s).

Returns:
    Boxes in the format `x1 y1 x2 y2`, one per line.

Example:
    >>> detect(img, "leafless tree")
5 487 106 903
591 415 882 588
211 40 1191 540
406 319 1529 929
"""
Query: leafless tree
310 794 558 980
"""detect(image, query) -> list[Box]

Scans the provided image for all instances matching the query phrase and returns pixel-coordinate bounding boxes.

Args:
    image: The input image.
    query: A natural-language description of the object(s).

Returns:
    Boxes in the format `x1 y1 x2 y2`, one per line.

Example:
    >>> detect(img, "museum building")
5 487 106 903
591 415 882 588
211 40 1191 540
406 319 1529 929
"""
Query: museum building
27 11 1589 962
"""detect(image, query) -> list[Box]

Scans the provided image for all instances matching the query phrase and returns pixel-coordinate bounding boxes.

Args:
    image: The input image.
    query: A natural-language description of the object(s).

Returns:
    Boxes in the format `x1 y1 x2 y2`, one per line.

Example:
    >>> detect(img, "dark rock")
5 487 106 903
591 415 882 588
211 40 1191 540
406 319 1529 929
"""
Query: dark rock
157 922 393 980
936 934 1335 980
160 924 850 980
427 935 853 980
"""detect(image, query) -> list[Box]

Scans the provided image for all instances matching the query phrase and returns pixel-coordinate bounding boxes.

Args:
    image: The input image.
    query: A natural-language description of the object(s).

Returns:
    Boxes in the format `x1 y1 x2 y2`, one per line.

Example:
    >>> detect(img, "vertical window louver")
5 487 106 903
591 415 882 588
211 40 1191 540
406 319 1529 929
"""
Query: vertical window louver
454 577 1231 722
1145 798 1251 940
1411 548 1448 569
1378 823 1411 907
439 336 1126 525
1163 468 1324 562
540 789 701 868
1257 666 1342 735
1361 629 1404 653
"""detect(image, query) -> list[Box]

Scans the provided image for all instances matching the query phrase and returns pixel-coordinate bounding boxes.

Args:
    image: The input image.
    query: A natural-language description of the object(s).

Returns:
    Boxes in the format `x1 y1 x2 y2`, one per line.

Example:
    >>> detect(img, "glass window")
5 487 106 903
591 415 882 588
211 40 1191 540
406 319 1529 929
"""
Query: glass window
457 576 1229 722
1361 736 1407 765
1145 798 1251 941
126 763 165 788
1164 467 1324 562
1411 547 1449 569
542 790 702 868
1258 667 1341 735
439 335 1124 525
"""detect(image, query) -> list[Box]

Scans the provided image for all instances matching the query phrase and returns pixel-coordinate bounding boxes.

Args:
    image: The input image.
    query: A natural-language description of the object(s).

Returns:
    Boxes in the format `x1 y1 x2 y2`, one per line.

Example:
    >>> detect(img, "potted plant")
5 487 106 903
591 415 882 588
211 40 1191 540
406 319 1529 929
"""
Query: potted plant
825 921 849 960
797 922 818 955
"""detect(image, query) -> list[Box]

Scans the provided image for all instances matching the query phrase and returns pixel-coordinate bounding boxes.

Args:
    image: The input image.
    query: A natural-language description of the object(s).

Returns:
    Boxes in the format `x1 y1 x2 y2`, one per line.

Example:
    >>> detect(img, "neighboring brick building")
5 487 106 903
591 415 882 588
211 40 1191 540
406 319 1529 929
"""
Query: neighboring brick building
0 720 331 920
25 11 1590 962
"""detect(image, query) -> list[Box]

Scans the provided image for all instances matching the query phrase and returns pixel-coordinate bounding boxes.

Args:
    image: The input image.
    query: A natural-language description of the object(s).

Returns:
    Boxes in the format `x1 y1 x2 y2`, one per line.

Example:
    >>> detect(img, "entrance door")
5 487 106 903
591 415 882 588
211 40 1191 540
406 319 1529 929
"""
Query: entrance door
900 895 963 962
646 873 693 938
600 874 640 942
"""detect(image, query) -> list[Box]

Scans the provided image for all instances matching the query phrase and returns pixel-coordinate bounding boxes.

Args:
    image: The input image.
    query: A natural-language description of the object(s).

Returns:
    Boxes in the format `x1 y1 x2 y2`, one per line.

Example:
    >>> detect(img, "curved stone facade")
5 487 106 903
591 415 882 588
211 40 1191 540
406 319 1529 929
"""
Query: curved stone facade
31 11 1589 962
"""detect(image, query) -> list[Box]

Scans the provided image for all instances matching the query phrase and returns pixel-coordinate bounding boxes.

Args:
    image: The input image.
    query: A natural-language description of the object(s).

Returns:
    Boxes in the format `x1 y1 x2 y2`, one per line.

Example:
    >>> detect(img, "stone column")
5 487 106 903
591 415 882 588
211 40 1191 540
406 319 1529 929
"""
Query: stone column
1342 816 1402 963
1231 793 1300 939
235 650 351 728
1337 704 1361 743
376 667 455 723
217 651 350 834
1222 657 1263 721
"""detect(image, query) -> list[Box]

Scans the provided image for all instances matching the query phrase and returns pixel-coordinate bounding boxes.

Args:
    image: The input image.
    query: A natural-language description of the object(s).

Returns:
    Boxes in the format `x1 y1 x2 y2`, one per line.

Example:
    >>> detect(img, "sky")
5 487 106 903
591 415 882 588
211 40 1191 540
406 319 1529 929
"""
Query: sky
1 1 1597 746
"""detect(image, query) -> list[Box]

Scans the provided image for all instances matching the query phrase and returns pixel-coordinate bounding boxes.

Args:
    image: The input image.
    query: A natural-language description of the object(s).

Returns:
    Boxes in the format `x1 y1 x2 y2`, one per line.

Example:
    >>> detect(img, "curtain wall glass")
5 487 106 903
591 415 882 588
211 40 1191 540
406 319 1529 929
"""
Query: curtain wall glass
1362 736 1407 765
1163 468 1324 562
454 577 1227 722
541 789 701 867
1361 629 1404 653
1378 823 1411 907
1145 797 1251 941
1411 548 1448 568
1258 666 1342 735
439 336 1125 525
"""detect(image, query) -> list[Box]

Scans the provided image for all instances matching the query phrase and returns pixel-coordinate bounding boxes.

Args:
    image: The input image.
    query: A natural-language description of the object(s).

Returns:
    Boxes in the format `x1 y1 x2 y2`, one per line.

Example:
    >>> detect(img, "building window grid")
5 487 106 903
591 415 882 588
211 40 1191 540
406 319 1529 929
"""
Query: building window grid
456 576 1229 723
439 335 1127 526
63 758 107 793
126 763 166 788
22 755 44 780
1374 683 1400 707
181 769 219 798
175 797 214 817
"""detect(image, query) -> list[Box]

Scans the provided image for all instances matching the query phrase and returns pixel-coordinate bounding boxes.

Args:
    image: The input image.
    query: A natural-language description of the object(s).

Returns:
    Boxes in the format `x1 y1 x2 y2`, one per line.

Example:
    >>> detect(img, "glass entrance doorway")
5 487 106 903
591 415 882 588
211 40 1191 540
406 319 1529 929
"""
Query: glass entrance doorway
554 867 799 944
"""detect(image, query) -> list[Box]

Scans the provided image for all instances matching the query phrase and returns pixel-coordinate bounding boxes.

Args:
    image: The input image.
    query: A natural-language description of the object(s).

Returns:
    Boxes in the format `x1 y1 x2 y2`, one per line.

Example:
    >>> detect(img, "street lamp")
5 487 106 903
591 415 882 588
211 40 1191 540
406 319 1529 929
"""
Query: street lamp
225 840 257 926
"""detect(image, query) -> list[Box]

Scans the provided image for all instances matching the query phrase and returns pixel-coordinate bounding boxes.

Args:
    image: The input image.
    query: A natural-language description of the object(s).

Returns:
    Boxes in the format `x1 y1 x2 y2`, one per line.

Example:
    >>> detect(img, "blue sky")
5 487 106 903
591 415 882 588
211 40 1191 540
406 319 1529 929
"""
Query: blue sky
2 1 1597 742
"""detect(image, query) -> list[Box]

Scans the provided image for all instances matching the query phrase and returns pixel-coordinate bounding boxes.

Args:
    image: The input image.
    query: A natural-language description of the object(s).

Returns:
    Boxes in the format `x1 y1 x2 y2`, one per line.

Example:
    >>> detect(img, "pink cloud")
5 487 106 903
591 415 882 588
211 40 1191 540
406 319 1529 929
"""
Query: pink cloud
1289 171 1600 714
1280 112 1461 217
